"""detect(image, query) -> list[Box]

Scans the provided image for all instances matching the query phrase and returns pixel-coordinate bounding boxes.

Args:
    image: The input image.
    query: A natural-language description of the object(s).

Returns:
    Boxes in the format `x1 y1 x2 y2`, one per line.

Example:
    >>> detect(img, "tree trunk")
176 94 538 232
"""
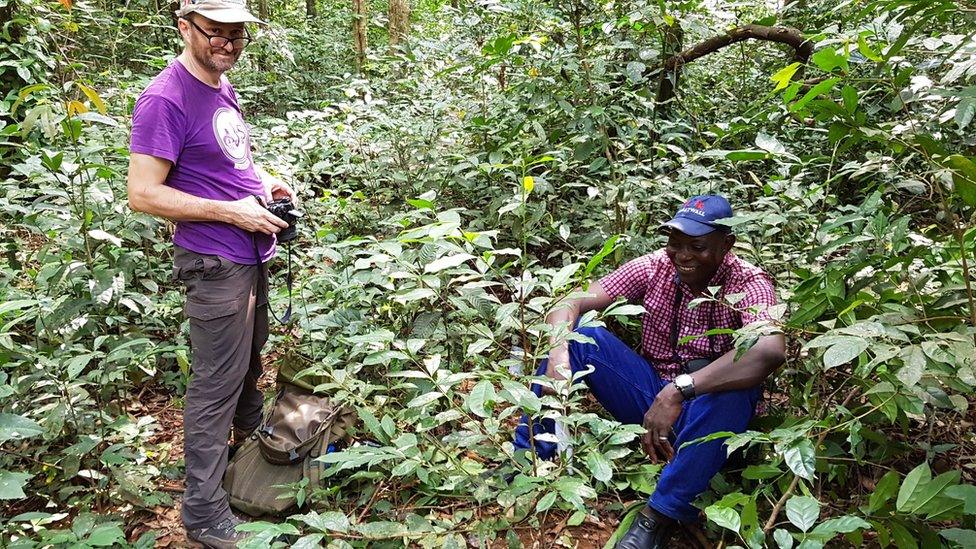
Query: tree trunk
258 0 269 22
352 0 368 73
387 0 410 49
655 22 684 119
306 0 316 18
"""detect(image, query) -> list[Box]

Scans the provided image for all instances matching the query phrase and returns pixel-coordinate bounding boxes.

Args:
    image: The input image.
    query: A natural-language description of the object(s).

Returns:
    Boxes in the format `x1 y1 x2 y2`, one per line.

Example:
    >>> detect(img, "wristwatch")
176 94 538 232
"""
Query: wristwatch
673 374 696 400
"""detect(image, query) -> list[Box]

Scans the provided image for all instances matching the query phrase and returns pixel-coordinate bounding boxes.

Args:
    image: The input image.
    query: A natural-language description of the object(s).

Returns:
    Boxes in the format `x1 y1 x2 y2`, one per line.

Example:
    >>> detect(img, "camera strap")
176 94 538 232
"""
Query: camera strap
253 235 294 324
670 274 718 373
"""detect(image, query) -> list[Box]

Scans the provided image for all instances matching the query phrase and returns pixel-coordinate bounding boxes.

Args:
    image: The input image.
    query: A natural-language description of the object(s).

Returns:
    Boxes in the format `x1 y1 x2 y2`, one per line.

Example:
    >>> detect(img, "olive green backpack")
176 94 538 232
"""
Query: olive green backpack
223 383 355 517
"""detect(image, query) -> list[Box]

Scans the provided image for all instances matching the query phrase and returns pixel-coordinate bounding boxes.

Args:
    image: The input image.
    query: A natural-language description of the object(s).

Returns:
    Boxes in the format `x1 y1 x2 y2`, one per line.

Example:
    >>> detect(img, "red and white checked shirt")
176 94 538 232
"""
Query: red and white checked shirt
599 250 778 380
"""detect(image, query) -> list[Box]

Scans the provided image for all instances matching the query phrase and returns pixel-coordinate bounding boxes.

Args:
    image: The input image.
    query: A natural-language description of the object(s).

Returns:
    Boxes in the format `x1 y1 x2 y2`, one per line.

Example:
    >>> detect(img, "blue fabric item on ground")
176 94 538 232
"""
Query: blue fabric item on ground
513 326 760 523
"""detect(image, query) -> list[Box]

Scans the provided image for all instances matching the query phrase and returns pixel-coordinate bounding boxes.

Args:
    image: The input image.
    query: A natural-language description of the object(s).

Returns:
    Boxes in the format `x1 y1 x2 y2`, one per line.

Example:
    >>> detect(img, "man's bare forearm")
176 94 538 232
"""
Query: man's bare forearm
686 334 786 395
129 180 235 223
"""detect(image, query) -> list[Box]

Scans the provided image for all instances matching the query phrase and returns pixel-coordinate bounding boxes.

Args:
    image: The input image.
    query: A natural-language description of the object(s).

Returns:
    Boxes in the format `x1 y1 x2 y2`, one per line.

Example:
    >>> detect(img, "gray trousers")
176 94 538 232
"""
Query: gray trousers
173 246 268 529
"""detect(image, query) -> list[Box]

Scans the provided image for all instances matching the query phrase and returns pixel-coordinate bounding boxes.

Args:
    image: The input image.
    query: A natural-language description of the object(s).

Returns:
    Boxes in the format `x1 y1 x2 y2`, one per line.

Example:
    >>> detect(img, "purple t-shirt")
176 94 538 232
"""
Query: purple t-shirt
130 60 274 264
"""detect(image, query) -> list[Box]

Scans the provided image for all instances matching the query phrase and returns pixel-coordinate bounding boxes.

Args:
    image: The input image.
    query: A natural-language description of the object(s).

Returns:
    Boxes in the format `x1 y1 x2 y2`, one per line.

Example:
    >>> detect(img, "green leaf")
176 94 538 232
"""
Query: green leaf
774 528 794 549
86 524 126 547
823 337 868 369
536 491 557 513
295 510 350 533
869 471 901 512
783 438 816 480
407 391 442 408
789 78 841 113
908 470 960 514
466 380 496 418
811 47 848 73
842 85 858 113
785 495 820 532
355 520 408 538
586 451 613 483
812 515 871 536
705 505 741 533
857 33 882 62
0 413 43 443
742 464 783 479
725 150 769 162
551 262 582 290
0 471 32 500
896 345 926 387
584 235 620 278
770 62 802 91
940 528 976 549
897 462 932 513
945 485 976 514
945 155 976 207
956 97 976 129
425 253 475 273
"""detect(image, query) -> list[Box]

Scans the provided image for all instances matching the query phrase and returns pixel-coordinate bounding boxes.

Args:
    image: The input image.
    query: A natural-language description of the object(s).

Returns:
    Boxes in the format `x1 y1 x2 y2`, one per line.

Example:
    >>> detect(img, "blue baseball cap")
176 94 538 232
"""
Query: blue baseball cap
660 195 733 237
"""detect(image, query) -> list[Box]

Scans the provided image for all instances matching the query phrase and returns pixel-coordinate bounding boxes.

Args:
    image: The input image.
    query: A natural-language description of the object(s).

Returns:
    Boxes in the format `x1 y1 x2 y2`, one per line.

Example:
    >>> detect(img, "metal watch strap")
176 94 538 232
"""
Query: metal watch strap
674 374 695 400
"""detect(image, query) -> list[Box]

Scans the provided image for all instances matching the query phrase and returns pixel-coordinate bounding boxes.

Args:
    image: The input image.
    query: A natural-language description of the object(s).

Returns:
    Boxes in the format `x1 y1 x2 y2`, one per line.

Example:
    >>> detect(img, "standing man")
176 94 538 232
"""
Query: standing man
126 1 294 546
514 195 786 548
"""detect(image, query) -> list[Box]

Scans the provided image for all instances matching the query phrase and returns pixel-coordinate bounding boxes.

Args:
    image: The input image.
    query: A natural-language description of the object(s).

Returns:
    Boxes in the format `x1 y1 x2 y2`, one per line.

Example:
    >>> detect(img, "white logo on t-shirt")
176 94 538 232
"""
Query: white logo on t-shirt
212 107 251 170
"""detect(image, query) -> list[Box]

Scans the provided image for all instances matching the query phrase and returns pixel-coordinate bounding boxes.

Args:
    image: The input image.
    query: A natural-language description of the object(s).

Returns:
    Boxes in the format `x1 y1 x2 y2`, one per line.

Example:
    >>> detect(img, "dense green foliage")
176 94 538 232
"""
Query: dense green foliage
2 0 976 546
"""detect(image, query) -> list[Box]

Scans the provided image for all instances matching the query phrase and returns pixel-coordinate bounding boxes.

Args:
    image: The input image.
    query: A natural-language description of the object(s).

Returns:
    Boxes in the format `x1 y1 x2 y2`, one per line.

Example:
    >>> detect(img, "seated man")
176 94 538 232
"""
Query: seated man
514 195 786 548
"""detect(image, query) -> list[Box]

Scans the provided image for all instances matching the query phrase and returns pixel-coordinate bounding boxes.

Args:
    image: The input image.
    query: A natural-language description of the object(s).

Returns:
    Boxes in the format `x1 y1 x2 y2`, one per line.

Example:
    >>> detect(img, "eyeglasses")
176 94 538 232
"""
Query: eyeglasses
182 17 252 49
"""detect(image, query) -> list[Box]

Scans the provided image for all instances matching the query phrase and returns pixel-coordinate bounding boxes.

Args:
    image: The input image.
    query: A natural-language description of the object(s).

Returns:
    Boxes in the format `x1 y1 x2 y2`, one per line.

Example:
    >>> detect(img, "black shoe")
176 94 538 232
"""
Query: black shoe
186 516 250 549
614 506 675 549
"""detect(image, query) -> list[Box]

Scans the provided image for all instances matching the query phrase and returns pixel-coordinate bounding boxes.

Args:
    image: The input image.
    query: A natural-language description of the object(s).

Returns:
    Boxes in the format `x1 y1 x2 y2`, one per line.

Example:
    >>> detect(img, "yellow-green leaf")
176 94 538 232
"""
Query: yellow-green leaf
770 62 801 92
522 175 534 193
78 84 107 115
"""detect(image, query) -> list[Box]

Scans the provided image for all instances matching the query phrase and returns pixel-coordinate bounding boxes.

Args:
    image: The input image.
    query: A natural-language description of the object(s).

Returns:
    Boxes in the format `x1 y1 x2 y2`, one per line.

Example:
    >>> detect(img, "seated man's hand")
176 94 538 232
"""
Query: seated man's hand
641 385 683 462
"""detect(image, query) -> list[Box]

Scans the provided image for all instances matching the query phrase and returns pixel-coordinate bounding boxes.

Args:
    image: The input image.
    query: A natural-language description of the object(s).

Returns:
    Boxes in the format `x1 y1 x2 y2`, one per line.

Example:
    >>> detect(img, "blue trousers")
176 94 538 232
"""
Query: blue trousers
514 326 760 523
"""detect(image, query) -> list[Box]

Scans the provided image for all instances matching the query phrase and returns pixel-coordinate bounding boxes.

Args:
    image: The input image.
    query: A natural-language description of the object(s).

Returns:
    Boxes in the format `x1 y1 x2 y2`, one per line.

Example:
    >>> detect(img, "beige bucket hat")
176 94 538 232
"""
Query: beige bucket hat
175 0 266 25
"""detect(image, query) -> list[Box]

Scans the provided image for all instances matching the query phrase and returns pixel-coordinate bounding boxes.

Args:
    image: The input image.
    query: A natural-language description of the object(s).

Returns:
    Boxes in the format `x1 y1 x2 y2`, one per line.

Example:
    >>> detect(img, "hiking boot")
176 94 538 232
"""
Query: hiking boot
615 506 675 549
186 516 250 549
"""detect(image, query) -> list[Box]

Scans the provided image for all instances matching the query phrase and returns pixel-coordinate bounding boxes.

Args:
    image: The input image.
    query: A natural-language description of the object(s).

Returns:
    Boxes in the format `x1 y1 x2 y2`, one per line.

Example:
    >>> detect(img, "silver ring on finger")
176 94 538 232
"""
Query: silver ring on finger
658 436 668 441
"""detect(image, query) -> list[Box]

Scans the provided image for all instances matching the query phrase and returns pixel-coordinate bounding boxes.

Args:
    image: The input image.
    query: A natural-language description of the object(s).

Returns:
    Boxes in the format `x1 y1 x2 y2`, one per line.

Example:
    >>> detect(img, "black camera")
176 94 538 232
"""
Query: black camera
265 198 304 243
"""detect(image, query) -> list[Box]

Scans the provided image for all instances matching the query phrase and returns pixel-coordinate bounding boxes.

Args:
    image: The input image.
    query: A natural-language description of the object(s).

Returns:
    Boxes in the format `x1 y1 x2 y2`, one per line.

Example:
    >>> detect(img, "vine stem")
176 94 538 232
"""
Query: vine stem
762 389 859 534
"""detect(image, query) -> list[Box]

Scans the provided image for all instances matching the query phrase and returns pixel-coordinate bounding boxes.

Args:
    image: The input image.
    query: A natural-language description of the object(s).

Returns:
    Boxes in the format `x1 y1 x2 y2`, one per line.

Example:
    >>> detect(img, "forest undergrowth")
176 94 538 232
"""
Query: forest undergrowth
2 0 976 547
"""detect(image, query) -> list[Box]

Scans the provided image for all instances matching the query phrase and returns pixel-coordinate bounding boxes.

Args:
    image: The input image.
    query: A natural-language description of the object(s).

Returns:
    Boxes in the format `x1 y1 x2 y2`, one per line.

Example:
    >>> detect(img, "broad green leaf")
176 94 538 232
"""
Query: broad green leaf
946 485 976 514
86 524 125 547
785 495 820 532
896 345 926 387
812 515 871 536
536 491 557 513
956 97 976 129
583 235 620 278
0 413 44 443
770 62 802 91
394 288 436 303
945 155 976 207
790 78 841 113
908 470 960 514
551 262 582 290
857 33 882 62
407 391 442 408
811 48 848 73
466 380 496 418
742 464 782 479
823 337 868 369
783 438 816 480
940 528 976 549
705 505 741 532
295 510 350 533
0 470 32 500
586 451 613 483
869 471 901 512
725 150 769 162
897 462 932 512
424 253 475 273
774 528 794 549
